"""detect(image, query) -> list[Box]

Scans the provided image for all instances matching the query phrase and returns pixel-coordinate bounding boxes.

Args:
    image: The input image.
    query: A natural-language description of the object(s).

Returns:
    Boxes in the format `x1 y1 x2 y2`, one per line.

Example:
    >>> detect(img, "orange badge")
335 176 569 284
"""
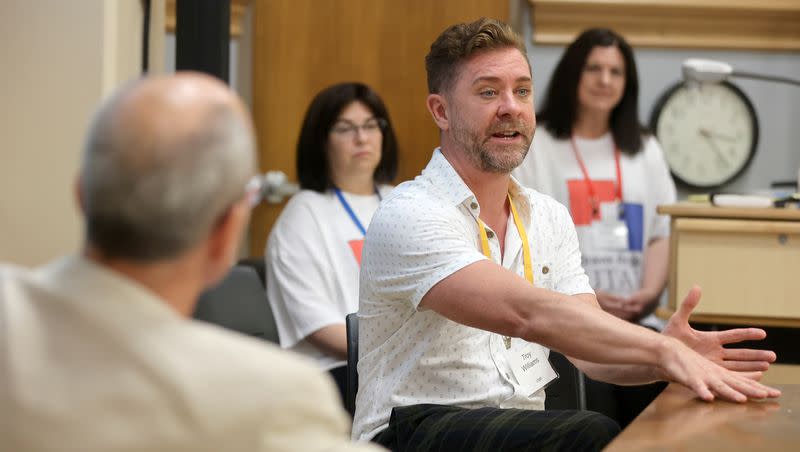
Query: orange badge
348 239 365 266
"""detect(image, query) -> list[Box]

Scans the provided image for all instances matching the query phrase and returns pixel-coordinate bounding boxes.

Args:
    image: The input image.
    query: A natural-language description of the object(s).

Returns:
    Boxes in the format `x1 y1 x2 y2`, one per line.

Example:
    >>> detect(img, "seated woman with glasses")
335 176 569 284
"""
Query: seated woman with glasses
265 82 398 404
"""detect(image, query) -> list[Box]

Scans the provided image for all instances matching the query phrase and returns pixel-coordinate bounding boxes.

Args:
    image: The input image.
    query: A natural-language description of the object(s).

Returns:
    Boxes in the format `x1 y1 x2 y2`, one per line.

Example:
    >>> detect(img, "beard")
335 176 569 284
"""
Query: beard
450 113 533 174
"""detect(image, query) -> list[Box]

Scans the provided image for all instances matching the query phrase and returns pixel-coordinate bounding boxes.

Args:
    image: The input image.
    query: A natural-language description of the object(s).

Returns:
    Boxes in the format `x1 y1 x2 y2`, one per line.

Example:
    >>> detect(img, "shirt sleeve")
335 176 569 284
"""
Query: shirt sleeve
361 192 487 310
266 195 346 348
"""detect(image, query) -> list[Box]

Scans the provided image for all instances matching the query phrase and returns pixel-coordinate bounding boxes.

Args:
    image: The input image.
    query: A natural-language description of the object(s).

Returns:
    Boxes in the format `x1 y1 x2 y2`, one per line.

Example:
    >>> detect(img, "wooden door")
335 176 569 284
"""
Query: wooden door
248 0 510 256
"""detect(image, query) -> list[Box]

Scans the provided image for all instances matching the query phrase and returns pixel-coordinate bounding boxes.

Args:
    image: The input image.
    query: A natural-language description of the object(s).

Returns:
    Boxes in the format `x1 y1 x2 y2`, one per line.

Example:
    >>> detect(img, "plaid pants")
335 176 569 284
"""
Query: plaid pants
372 404 620 452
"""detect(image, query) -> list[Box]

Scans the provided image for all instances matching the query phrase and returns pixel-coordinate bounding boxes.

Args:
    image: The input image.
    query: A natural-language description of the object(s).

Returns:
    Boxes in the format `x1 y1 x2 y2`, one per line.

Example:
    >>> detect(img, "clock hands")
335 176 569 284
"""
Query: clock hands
699 127 736 142
698 128 732 165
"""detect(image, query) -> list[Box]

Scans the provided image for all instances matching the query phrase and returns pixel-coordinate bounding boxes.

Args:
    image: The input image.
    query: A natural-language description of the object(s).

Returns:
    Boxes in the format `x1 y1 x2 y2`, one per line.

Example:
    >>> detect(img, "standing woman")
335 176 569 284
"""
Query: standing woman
515 28 676 331
514 28 677 427
266 82 398 402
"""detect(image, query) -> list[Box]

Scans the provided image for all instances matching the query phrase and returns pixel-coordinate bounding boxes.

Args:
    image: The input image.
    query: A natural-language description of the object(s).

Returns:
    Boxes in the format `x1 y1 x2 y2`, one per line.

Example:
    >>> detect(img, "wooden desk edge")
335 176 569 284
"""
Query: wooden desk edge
655 307 800 328
604 383 797 452
657 202 800 221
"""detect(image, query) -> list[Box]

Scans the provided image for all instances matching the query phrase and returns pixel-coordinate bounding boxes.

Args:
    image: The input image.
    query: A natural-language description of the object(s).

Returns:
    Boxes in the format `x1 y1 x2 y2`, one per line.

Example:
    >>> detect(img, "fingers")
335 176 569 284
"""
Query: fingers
766 385 782 398
674 345 781 403
675 285 702 323
734 371 764 381
722 347 776 363
606 308 635 321
620 298 647 313
689 379 715 402
721 360 770 372
709 379 748 403
597 294 632 320
727 374 779 400
710 369 781 402
715 327 767 345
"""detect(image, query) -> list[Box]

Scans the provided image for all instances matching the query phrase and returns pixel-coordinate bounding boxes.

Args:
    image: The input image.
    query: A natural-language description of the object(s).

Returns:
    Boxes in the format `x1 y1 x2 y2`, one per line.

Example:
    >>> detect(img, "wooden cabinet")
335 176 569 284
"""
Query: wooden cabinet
658 203 800 327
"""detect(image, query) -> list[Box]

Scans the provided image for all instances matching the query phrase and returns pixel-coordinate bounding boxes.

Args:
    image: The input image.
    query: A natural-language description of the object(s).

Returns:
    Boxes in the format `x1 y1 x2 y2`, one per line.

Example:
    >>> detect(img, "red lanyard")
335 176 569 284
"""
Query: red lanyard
569 135 623 216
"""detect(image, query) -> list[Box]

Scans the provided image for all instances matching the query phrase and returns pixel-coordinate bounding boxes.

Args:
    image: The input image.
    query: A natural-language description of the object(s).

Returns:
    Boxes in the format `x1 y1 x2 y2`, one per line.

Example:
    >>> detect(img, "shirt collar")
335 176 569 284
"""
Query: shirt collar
36 255 183 323
423 148 534 217
421 148 476 207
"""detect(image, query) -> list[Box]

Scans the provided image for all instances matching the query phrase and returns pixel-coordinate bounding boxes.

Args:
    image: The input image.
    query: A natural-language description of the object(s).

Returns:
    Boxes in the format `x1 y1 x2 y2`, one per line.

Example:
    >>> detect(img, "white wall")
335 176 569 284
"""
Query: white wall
519 4 800 196
0 0 143 266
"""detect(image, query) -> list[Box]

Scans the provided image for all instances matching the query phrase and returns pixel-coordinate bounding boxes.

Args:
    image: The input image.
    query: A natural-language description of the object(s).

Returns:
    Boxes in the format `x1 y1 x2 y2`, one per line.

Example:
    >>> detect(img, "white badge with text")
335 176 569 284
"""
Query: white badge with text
592 201 628 251
505 344 559 396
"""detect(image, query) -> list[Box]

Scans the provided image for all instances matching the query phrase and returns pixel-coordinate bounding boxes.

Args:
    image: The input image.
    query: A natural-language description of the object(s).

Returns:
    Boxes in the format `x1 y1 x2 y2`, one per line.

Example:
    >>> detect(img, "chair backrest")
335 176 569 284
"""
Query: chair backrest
236 257 266 288
545 351 586 410
193 265 279 343
345 312 359 417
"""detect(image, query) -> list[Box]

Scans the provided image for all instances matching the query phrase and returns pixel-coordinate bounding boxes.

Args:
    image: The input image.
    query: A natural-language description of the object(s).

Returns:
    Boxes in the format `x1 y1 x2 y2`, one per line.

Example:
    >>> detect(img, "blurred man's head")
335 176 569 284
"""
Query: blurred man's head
78 72 256 289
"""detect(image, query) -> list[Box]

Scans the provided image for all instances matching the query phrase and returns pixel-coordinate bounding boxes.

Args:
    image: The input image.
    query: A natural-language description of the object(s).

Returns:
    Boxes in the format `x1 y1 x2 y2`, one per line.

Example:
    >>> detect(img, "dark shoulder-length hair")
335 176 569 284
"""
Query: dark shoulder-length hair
537 28 648 155
296 82 399 192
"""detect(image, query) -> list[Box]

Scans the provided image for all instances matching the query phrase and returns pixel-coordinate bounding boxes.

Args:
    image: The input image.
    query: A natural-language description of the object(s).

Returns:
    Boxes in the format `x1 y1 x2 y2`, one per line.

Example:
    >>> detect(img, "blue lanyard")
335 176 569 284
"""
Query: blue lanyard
334 187 382 236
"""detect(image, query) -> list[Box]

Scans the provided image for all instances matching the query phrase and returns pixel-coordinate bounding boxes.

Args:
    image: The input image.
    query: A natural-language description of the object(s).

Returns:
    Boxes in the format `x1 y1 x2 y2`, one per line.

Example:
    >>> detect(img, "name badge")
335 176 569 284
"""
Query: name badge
593 201 628 251
504 344 559 396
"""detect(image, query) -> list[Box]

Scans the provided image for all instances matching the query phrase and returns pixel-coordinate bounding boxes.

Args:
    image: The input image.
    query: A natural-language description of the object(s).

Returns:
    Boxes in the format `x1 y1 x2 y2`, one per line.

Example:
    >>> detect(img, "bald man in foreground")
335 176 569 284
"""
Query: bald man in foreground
0 73 382 452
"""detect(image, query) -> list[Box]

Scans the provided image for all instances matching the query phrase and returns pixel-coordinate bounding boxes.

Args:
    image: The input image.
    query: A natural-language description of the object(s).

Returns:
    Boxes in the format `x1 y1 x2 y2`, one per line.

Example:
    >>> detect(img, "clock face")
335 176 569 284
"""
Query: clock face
650 81 759 189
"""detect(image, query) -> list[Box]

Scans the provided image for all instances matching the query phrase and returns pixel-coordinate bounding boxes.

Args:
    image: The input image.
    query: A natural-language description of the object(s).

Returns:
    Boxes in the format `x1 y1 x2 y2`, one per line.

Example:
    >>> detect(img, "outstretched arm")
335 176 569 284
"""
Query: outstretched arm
571 287 777 388
421 261 780 402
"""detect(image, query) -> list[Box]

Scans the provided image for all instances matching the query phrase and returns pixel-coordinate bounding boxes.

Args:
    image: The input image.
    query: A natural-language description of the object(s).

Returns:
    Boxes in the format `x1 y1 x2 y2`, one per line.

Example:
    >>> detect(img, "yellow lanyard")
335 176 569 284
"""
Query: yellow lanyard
476 194 534 349
476 194 534 284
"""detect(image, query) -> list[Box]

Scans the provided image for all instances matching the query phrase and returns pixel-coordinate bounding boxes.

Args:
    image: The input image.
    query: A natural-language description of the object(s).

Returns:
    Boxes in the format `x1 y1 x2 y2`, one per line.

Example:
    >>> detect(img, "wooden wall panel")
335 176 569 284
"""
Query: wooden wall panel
248 0 509 256
529 0 800 51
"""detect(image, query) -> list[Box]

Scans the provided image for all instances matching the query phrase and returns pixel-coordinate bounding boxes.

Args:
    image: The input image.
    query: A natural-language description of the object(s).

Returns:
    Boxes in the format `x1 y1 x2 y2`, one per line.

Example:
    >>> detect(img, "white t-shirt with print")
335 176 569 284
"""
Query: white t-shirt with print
352 149 593 441
514 128 677 329
266 186 392 370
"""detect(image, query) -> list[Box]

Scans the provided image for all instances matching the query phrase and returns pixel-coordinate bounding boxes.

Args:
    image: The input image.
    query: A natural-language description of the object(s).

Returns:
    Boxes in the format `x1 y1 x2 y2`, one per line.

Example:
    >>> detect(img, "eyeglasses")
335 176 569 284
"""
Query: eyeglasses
330 118 387 138
242 172 300 208
244 175 264 207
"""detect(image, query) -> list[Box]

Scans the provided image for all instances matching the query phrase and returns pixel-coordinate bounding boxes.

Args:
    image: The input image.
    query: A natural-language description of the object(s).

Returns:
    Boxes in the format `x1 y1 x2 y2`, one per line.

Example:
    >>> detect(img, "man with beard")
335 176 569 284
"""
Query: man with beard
351 18 778 451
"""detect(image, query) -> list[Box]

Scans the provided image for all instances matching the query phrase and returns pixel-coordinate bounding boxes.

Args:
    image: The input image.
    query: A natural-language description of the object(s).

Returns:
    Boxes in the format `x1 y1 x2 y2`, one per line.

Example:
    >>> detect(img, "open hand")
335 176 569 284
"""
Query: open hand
663 286 777 373
658 337 781 402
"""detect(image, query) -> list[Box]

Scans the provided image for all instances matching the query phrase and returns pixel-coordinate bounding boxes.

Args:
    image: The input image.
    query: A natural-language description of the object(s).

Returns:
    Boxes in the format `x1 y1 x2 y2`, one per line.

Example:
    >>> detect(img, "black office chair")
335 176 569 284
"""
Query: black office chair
545 351 586 410
236 257 266 288
194 265 279 343
345 312 359 417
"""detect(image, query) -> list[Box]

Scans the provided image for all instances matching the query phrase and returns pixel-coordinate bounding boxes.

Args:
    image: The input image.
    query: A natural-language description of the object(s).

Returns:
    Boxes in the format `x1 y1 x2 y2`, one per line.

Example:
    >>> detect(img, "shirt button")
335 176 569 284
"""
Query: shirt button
487 230 495 239
470 202 478 210
542 266 549 274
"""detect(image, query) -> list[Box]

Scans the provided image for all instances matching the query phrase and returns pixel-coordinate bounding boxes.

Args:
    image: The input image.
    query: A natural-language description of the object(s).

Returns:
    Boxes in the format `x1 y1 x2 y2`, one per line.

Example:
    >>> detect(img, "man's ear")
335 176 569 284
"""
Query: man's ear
204 200 249 285
426 93 450 131
75 175 86 215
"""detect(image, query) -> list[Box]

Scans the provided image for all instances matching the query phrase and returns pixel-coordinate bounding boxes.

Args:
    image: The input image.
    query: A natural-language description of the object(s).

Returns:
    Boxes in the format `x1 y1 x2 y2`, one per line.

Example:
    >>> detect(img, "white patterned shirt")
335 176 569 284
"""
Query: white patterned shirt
352 149 593 441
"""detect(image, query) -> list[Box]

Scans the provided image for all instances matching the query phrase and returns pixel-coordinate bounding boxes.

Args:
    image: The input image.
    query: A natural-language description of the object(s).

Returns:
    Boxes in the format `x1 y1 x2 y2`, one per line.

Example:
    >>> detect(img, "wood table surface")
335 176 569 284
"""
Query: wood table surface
604 384 798 451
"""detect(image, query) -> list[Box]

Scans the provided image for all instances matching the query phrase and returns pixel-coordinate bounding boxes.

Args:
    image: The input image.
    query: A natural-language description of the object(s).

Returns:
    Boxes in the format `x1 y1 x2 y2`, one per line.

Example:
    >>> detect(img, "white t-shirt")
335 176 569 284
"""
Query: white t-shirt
266 186 392 370
352 149 593 441
514 128 677 329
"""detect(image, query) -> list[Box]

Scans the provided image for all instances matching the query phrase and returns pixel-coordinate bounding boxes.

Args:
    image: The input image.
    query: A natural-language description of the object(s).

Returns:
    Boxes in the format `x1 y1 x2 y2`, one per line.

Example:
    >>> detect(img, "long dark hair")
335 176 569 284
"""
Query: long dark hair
537 28 647 155
296 82 399 192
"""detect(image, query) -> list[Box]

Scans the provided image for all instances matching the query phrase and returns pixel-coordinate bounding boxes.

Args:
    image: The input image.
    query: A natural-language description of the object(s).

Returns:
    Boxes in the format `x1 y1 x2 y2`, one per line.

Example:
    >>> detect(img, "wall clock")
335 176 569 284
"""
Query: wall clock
649 81 759 189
